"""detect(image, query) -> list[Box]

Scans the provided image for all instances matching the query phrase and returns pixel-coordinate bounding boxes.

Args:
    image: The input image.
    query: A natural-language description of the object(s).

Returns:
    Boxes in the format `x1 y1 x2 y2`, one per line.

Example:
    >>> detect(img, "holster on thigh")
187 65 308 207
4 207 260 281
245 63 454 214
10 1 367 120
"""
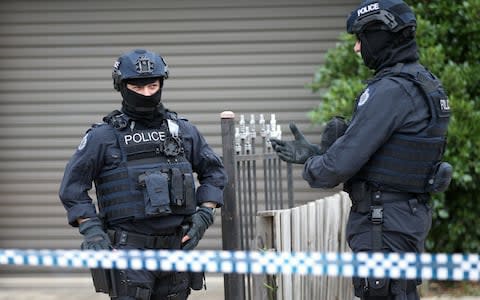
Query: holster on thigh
353 277 367 298
113 269 152 300
353 277 390 298
367 278 390 297
391 279 418 295
90 268 119 298
189 272 205 290
158 272 191 300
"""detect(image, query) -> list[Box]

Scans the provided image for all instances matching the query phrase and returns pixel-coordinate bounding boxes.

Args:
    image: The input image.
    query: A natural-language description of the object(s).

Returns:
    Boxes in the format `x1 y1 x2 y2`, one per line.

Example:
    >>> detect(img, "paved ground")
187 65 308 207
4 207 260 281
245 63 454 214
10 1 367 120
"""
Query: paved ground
0 275 478 299
0 274 224 300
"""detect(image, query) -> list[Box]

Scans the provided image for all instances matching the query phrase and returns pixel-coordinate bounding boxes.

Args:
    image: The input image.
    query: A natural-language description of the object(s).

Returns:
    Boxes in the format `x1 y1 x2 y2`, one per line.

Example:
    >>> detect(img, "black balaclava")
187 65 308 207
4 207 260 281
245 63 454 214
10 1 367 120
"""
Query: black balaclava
358 25 419 73
120 77 165 124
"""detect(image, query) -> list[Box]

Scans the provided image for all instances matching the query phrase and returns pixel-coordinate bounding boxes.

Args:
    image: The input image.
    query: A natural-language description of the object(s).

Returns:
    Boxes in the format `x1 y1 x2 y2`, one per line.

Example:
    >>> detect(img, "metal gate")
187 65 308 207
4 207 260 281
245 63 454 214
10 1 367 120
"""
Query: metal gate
220 111 294 300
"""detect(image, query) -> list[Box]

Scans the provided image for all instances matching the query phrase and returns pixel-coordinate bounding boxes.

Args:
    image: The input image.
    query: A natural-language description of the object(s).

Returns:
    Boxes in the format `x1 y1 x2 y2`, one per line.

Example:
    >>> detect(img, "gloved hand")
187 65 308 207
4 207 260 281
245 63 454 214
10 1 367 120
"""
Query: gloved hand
270 123 321 164
182 207 214 250
319 116 348 154
78 217 111 250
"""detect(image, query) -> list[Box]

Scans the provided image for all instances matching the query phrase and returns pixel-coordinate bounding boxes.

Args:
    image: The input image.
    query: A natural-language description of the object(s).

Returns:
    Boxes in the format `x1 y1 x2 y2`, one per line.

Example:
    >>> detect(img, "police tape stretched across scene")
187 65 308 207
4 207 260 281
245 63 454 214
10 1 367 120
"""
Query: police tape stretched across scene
1 249 478 282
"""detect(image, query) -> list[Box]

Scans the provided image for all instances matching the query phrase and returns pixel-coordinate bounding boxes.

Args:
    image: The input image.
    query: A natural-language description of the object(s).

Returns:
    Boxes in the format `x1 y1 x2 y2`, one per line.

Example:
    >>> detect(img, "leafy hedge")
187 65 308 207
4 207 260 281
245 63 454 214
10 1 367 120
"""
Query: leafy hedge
308 0 480 252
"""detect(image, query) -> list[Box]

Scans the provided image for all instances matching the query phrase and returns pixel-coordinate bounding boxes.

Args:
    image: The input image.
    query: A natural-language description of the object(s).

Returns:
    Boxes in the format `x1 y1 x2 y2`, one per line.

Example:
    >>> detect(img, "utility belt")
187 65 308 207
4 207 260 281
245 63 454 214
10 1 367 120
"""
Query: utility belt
92 227 205 297
349 181 429 214
348 181 430 251
91 229 181 295
108 228 181 249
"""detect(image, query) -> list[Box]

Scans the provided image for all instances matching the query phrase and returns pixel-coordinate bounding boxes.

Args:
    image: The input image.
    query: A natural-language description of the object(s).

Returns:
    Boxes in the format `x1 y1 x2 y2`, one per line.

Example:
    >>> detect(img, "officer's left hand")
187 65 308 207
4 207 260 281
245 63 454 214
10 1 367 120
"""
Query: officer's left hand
319 116 348 154
181 207 214 250
78 217 112 250
270 123 321 164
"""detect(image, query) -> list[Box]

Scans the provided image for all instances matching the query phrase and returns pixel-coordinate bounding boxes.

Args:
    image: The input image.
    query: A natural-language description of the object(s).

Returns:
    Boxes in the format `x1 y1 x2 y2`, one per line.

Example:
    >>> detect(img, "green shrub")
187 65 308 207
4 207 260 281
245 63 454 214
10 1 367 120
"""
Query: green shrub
308 0 480 252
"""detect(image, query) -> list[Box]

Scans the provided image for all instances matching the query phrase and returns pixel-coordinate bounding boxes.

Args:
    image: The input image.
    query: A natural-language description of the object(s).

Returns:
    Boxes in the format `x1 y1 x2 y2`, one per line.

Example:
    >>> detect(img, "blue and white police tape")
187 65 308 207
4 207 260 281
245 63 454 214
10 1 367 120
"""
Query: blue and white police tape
0 249 478 281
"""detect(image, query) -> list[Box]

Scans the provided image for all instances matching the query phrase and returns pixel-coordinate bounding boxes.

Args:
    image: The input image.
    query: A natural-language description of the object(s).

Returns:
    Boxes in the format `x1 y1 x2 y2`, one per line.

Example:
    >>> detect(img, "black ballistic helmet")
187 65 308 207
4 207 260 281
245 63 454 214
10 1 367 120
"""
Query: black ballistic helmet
112 49 169 91
346 0 416 34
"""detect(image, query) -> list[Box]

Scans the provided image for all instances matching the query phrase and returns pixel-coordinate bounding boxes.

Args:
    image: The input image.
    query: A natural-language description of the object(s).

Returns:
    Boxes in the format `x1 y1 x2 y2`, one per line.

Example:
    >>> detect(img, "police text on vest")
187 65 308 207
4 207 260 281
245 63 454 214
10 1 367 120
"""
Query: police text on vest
440 99 450 111
124 131 166 145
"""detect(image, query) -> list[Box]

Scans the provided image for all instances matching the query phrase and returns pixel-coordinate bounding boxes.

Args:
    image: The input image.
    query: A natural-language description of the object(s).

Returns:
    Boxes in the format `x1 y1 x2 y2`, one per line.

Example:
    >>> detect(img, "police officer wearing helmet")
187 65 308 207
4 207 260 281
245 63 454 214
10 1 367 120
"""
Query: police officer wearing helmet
270 1 452 299
59 49 227 300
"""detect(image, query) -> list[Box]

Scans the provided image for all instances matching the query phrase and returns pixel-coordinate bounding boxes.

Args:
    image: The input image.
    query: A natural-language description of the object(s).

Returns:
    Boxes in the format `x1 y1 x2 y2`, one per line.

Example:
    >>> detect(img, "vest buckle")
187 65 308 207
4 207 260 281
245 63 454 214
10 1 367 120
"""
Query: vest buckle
369 206 383 225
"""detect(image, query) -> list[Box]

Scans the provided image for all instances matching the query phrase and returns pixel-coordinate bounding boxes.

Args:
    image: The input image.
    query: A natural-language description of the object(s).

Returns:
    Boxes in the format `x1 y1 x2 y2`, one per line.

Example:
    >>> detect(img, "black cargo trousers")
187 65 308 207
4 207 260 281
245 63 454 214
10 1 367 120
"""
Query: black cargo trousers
107 228 191 300
346 188 432 300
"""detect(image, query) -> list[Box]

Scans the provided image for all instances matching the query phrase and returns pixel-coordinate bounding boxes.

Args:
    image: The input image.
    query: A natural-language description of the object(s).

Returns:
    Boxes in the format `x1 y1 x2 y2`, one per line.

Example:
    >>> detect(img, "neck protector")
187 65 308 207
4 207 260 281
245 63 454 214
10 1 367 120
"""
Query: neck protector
359 29 419 72
120 86 162 121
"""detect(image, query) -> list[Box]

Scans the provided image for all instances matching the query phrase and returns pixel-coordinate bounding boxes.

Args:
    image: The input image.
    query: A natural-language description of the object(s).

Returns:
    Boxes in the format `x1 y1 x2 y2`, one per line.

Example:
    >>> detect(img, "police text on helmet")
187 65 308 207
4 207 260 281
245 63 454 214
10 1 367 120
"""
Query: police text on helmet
124 131 166 145
357 2 380 16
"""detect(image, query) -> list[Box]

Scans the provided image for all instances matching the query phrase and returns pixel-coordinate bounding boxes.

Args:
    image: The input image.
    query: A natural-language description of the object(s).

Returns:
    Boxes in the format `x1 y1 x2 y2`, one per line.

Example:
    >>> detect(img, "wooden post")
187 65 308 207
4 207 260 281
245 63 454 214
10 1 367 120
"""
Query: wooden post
253 212 276 300
220 111 245 300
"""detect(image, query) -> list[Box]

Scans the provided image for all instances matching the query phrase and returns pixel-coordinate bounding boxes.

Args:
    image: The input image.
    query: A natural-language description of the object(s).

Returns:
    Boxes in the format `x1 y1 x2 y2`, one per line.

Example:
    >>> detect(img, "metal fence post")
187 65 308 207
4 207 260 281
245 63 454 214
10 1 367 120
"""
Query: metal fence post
220 111 245 300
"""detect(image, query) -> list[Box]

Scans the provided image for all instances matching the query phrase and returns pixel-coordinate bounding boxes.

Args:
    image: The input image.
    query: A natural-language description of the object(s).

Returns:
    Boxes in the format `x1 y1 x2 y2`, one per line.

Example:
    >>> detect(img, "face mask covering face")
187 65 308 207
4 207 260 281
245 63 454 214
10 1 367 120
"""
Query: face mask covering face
120 78 163 121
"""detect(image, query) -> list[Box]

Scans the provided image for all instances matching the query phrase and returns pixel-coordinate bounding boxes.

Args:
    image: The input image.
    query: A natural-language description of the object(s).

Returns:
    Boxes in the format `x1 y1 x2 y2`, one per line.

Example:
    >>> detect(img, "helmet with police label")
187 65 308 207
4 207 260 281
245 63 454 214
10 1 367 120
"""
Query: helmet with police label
346 0 416 34
112 49 169 91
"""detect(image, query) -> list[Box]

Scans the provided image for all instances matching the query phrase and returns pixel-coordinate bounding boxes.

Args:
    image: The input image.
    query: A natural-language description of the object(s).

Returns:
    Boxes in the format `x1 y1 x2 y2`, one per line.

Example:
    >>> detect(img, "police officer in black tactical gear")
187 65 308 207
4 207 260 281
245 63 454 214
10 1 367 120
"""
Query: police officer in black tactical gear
270 0 452 299
59 48 227 300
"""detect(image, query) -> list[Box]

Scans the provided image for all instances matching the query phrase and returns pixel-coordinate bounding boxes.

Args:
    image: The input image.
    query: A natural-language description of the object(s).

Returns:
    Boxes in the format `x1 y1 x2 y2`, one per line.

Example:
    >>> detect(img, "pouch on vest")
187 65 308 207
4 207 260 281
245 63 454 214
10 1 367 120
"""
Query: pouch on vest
170 168 184 206
138 171 172 216
183 173 195 211
426 162 453 193
169 169 196 208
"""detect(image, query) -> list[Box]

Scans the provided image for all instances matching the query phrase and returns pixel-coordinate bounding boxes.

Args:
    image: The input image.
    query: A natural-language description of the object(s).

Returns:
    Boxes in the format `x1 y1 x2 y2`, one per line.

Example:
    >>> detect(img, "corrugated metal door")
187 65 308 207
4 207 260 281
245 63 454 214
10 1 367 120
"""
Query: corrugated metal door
0 0 357 271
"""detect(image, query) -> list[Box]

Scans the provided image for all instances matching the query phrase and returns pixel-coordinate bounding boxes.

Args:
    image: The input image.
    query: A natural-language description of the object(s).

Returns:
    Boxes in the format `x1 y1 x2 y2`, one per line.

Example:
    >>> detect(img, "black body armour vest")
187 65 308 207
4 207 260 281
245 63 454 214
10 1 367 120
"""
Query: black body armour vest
95 112 196 225
355 63 451 193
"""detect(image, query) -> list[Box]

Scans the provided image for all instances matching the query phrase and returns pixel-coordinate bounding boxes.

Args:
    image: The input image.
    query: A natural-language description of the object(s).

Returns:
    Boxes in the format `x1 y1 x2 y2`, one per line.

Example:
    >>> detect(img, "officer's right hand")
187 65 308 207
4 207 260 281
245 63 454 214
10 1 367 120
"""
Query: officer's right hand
78 217 112 250
270 123 321 164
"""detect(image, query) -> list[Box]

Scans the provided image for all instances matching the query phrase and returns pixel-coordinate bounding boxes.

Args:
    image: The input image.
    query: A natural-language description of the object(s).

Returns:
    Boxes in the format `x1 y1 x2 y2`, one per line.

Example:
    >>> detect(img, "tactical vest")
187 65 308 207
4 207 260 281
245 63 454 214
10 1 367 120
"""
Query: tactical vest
94 112 196 225
354 63 450 193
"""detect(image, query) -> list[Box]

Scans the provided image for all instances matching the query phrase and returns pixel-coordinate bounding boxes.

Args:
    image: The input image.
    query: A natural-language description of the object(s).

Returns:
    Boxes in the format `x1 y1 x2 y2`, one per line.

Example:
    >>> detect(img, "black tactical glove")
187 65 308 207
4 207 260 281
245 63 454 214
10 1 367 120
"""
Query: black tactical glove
78 217 112 250
270 123 321 164
319 116 348 154
182 207 214 250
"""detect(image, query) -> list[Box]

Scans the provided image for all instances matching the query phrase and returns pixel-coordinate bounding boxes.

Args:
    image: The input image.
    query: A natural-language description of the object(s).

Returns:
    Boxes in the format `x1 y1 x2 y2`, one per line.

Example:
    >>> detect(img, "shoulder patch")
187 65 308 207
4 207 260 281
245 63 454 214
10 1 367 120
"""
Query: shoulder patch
358 88 370 106
166 110 188 122
77 132 90 151
167 119 179 137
